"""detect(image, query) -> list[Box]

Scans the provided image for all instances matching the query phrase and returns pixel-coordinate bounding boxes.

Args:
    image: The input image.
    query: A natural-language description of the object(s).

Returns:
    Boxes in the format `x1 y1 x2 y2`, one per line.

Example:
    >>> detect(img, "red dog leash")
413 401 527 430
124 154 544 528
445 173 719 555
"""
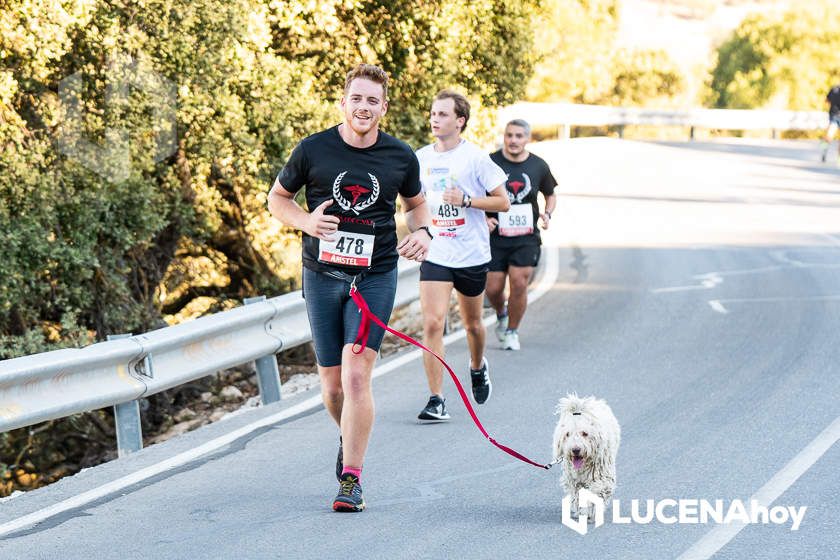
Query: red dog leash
349 284 553 470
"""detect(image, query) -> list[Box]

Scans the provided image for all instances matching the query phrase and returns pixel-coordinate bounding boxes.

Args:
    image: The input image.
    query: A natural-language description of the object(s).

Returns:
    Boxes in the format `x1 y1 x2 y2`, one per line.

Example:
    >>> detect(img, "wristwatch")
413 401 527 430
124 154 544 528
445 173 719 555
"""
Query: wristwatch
461 194 472 208
545 211 552 219
418 226 434 239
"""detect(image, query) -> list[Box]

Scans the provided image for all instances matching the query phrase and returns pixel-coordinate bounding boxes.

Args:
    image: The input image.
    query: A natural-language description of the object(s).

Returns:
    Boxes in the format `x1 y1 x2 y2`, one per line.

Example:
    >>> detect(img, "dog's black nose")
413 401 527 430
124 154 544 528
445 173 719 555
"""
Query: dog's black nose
572 447 581 455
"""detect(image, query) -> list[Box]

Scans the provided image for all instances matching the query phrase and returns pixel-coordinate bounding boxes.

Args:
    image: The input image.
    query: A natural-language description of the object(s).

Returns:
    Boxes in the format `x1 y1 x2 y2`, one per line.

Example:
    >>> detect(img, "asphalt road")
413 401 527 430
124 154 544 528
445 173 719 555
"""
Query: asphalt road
2 138 839 559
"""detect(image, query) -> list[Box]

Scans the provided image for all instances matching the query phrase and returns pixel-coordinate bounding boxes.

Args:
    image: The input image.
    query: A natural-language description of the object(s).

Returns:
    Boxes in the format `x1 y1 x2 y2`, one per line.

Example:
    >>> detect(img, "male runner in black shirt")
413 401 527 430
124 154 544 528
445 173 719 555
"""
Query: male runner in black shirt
268 64 432 512
486 119 557 351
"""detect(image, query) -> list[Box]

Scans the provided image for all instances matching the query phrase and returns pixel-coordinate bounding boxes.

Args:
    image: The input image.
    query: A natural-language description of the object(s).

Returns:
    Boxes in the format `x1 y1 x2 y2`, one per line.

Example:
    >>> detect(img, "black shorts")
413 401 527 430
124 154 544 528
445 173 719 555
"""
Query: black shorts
420 261 488 297
489 241 541 272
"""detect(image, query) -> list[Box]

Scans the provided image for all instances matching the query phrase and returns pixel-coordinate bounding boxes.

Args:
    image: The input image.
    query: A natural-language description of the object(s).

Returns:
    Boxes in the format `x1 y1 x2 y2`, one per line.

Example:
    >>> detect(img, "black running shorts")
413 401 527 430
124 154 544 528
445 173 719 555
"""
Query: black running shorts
419 261 489 297
488 242 541 272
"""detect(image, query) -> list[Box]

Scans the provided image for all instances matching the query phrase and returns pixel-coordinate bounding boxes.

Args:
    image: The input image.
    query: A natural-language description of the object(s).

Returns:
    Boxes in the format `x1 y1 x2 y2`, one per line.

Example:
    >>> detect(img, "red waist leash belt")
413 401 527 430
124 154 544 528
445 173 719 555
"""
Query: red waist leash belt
349 285 552 470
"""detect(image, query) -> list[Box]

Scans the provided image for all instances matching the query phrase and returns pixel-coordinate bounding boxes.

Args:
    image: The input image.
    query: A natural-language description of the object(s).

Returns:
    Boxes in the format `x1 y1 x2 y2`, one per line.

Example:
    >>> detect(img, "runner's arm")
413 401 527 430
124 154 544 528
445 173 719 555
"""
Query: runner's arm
401 192 432 232
441 183 508 212
474 184 510 212
540 192 557 229
267 178 339 241
397 192 432 261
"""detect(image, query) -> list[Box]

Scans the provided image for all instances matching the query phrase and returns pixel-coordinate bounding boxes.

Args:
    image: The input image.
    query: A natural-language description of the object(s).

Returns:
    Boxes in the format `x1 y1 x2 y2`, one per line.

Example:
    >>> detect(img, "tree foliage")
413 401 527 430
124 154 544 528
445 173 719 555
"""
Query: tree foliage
0 0 539 494
607 48 684 107
525 0 684 107
527 0 620 104
0 0 539 359
707 1 840 109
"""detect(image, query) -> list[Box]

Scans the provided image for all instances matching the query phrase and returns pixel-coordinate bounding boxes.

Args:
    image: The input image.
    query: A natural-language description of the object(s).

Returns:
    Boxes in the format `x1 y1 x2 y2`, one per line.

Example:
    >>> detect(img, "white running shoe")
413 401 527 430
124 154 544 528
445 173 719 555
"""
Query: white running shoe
502 330 520 351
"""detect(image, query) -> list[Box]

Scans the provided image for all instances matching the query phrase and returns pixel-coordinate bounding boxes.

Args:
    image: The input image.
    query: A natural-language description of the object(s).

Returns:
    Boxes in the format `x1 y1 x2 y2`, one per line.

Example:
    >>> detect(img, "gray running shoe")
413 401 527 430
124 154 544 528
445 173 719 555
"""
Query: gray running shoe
333 474 365 512
495 314 509 342
418 395 450 422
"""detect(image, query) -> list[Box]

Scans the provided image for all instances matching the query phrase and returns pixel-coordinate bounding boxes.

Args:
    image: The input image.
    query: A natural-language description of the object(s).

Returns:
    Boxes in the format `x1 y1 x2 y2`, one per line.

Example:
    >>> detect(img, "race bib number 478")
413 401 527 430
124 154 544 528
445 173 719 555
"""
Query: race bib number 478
318 223 375 268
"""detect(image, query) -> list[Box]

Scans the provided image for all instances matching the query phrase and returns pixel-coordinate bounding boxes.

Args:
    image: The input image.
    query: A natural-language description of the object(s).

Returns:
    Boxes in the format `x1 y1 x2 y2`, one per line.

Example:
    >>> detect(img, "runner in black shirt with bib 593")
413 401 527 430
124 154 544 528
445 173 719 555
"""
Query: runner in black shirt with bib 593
486 119 557 351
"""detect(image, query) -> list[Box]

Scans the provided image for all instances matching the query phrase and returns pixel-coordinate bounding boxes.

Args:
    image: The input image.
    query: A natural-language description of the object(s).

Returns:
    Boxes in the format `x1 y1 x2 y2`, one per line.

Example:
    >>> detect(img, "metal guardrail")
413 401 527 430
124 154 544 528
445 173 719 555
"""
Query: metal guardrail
498 102 828 139
0 261 421 454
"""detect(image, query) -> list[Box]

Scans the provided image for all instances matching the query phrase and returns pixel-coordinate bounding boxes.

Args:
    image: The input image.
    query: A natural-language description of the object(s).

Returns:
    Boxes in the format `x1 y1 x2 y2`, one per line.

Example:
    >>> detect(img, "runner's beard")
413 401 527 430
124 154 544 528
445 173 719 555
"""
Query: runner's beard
350 112 376 134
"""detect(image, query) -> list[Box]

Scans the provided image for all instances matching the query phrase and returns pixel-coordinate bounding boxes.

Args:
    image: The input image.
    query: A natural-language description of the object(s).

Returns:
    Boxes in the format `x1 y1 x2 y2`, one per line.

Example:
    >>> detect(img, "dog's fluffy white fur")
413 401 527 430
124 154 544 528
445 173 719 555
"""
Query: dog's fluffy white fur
552 393 620 519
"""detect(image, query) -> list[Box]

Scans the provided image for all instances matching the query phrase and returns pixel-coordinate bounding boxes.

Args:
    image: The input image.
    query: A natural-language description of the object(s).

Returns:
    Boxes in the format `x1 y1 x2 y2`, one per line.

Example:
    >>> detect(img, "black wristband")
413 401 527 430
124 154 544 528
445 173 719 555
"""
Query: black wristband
418 226 433 239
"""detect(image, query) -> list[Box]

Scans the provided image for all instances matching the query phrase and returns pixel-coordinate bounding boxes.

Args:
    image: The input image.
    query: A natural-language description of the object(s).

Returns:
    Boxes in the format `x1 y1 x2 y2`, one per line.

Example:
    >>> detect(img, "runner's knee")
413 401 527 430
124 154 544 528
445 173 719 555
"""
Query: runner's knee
485 279 504 297
510 273 530 293
342 368 371 398
423 313 447 336
464 318 484 337
321 383 343 405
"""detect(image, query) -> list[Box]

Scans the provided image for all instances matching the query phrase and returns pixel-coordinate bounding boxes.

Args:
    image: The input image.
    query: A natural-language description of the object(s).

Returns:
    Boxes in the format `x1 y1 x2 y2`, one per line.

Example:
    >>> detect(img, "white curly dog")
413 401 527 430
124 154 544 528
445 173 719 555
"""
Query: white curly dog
552 393 621 520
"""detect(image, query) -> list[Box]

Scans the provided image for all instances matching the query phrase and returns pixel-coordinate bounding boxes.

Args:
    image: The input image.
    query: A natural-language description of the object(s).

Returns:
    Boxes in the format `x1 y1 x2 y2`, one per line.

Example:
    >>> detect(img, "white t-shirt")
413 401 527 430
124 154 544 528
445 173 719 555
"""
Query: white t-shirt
416 139 507 268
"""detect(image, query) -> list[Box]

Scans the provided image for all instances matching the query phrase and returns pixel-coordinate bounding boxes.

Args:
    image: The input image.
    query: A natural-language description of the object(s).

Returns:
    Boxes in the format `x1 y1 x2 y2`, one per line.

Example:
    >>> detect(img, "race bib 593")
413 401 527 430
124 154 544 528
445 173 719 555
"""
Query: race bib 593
498 203 533 237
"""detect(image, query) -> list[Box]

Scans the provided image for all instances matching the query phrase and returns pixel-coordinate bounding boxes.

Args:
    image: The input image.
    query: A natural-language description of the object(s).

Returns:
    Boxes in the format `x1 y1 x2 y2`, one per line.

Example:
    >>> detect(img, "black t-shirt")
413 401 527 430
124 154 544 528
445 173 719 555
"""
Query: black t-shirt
487 150 557 246
827 86 840 117
276 126 421 274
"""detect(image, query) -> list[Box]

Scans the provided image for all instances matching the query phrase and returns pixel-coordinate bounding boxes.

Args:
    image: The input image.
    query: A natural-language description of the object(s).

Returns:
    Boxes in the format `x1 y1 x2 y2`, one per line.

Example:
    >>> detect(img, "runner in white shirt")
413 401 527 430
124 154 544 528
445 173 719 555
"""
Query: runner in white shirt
415 90 510 422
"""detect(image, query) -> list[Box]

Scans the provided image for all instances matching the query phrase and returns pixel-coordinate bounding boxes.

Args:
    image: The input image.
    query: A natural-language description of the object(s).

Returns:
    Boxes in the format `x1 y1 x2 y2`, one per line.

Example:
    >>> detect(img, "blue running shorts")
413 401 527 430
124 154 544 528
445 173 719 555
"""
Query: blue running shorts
302 267 398 367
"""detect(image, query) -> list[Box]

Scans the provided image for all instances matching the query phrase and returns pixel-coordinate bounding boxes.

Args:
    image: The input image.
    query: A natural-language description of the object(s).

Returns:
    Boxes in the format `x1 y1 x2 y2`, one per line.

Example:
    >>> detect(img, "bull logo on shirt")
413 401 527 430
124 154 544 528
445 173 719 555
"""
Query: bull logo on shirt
506 172 532 203
332 171 380 215
343 184 370 205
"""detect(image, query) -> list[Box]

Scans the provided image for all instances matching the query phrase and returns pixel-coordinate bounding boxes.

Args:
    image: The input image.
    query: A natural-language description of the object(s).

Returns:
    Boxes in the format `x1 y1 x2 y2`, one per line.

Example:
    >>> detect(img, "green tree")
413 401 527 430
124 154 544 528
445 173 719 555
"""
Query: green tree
0 0 541 494
268 0 539 148
606 48 684 106
526 0 619 104
707 2 840 110
525 0 684 108
1 0 541 355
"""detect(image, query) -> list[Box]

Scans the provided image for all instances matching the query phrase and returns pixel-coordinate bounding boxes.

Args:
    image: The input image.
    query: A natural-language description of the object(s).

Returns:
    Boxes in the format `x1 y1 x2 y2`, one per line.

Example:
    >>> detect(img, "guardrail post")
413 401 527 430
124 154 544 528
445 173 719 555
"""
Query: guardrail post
244 296 283 404
107 333 143 457
689 126 695 141
557 124 570 140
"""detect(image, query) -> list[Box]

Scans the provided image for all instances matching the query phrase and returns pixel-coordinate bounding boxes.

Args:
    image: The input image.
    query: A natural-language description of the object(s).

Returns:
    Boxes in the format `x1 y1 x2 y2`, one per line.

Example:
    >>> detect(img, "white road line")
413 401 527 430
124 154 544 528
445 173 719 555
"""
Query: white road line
707 300 728 314
676 415 840 560
712 295 840 305
819 232 840 247
652 285 714 294
660 261 840 295
0 239 561 538
708 295 840 314
652 273 722 294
